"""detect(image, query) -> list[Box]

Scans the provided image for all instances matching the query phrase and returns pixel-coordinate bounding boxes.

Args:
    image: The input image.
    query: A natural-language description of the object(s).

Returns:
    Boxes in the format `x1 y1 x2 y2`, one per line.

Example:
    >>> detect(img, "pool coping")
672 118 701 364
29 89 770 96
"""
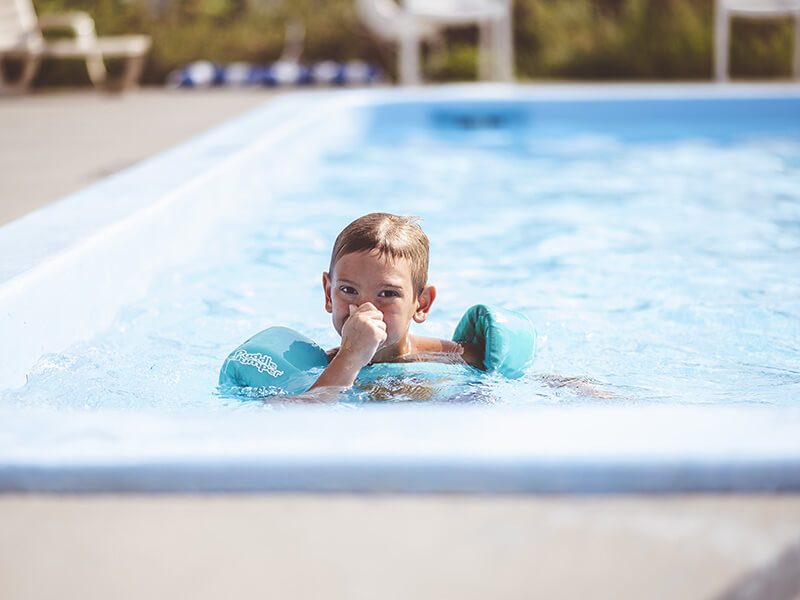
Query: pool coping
3 404 800 493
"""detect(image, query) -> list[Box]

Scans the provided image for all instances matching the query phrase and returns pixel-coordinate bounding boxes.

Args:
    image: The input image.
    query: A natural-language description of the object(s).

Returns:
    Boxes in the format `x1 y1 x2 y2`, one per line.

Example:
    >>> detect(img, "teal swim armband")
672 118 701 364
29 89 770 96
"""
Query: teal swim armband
219 305 535 394
452 304 536 378
218 326 328 394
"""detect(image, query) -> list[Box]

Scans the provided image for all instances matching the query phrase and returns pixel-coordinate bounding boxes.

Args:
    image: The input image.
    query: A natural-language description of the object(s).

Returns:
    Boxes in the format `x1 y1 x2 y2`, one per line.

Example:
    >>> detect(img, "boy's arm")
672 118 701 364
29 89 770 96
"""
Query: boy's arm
309 349 366 389
411 336 486 370
308 303 386 390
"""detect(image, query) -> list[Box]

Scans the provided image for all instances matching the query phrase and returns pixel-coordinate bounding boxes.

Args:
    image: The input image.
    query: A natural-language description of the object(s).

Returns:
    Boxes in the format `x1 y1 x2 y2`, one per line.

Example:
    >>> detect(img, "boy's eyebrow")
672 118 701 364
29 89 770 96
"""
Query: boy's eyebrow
337 278 404 289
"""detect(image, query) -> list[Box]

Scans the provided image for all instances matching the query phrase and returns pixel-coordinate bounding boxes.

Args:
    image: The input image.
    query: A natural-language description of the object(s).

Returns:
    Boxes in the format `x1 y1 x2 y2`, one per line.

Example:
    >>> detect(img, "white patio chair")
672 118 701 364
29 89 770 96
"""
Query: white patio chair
715 0 800 80
355 0 514 85
0 0 151 93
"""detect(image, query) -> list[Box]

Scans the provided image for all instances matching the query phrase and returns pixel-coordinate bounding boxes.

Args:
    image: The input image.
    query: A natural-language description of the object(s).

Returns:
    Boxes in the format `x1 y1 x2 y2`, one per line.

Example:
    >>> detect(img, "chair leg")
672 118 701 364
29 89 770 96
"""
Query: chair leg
494 11 514 82
119 55 146 89
478 20 493 81
714 0 729 81
84 51 108 87
0 53 42 94
19 54 41 90
399 26 421 86
279 20 305 63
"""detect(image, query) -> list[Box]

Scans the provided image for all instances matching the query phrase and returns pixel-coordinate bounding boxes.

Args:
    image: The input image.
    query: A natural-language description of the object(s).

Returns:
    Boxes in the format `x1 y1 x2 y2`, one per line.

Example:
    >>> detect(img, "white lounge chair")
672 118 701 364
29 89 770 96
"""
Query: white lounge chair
0 0 151 93
715 0 800 80
355 0 514 85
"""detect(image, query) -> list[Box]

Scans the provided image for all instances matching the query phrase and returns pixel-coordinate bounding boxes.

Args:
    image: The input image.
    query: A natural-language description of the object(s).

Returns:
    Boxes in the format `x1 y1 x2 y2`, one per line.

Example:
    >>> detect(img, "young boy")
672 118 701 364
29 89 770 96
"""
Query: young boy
219 212 536 397
309 212 484 390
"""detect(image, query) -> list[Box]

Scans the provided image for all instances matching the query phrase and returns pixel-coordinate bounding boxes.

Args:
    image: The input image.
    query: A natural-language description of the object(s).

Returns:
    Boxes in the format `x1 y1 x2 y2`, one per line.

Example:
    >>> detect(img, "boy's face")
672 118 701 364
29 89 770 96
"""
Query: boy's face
322 250 434 351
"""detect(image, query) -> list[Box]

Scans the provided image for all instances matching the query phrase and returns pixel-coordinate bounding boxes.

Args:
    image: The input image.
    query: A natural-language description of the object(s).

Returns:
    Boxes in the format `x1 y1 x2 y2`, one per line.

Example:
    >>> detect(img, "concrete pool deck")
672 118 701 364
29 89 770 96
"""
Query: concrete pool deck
2 86 800 599
0 89 272 226
2 494 800 599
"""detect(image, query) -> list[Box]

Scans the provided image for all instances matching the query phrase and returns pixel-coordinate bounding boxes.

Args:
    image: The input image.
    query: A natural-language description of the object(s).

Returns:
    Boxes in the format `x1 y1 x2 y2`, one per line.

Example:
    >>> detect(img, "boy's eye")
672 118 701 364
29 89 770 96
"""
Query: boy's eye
339 286 357 295
378 290 401 298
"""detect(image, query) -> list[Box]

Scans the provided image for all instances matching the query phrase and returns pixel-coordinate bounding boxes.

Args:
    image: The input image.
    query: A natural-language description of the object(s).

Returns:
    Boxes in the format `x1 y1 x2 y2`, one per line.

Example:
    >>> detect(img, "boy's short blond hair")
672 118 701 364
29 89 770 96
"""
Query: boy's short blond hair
329 213 429 295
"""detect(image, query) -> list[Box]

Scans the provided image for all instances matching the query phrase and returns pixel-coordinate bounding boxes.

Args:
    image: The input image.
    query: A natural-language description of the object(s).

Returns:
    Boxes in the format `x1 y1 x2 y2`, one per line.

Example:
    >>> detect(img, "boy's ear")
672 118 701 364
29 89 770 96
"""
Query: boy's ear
413 284 436 323
322 272 333 313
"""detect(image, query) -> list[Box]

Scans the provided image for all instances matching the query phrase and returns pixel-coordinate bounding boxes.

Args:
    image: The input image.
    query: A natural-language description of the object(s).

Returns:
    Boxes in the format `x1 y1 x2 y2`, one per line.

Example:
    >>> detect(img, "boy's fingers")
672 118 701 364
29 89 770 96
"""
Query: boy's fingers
351 302 384 321
376 330 388 348
367 310 385 323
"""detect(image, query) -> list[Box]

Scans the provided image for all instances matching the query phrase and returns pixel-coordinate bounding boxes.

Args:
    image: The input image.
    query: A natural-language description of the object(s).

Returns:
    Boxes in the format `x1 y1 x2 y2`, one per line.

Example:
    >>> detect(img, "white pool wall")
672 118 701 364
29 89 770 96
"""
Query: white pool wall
3 403 800 493
0 92 363 388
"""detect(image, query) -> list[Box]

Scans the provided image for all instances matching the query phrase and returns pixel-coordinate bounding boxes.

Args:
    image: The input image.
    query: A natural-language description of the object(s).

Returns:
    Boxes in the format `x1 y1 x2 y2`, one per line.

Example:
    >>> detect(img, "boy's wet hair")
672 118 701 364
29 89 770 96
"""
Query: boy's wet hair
329 213 429 295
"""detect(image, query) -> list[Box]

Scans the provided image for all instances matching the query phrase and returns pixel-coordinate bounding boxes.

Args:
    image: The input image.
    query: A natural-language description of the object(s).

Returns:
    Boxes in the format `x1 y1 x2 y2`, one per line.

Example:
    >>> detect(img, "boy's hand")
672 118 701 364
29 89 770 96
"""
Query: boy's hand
339 302 387 368
308 303 386 391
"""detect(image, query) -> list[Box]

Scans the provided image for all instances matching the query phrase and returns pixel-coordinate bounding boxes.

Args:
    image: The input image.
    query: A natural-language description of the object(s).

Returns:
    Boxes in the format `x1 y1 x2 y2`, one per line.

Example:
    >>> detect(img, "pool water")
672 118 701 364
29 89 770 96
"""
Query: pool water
3 96 799 410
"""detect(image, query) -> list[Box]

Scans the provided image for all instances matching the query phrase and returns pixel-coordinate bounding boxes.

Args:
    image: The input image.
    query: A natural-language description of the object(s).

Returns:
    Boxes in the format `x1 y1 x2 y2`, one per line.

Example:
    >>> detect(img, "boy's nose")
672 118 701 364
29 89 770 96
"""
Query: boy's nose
365 299 387 315
350 300 383 312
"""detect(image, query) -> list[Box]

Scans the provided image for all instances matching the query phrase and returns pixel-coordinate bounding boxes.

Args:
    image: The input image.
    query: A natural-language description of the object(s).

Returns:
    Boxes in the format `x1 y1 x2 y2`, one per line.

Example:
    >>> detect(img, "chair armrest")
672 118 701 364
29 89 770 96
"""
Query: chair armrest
38 12 98 42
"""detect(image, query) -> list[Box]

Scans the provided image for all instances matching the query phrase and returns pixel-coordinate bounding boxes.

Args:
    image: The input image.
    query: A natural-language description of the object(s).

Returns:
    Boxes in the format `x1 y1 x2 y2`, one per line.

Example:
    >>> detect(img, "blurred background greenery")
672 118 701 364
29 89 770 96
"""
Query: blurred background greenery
31 0 798 86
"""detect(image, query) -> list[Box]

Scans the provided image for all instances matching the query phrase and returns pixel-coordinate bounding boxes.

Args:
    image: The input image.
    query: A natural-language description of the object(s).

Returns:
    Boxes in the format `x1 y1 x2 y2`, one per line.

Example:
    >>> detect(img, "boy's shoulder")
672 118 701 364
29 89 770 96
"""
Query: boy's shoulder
410 336 460 355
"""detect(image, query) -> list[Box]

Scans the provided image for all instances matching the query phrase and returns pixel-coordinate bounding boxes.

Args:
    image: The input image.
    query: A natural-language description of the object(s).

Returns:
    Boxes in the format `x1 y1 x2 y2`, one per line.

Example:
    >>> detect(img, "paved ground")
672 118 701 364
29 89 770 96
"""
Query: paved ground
2 494 800 600
0 89 272 225
2 87 800 600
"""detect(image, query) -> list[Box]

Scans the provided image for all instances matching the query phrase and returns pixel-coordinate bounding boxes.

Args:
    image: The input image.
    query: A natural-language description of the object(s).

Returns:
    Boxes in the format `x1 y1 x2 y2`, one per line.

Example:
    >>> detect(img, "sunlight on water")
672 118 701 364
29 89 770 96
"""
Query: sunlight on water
3 99 799 410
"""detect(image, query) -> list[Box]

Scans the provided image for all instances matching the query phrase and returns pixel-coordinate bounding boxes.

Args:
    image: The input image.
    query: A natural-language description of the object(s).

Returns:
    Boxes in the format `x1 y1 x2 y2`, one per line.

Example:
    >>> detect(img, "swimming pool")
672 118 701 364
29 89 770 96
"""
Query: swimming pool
1 85 799 492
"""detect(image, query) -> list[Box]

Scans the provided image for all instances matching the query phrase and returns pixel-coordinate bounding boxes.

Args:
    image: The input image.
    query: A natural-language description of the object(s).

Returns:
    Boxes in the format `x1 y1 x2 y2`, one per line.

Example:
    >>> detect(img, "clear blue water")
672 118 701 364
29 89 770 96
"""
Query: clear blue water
2 97 799 410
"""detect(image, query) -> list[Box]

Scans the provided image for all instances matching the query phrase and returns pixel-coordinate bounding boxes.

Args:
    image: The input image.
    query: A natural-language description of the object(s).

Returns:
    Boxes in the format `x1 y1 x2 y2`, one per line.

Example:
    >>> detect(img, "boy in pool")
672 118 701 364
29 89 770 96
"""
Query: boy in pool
219 213 610 399
218 210 536 397
309 212 484 390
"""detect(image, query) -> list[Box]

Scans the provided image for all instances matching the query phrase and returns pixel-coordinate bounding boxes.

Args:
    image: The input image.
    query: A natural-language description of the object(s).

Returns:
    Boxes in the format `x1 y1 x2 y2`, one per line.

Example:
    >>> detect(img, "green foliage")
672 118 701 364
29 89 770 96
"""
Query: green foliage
426 43 479 82
516 0 714 79
28 0 799 87
729 16 794 77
